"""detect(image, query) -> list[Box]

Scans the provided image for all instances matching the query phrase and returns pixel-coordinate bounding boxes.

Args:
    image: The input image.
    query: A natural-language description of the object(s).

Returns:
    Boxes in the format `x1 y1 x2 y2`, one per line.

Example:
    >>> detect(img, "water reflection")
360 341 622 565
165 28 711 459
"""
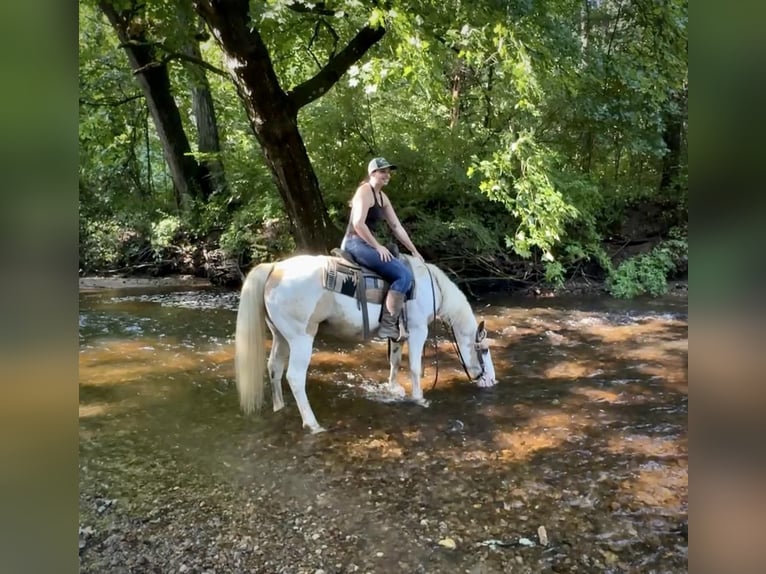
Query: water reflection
79 286 687 572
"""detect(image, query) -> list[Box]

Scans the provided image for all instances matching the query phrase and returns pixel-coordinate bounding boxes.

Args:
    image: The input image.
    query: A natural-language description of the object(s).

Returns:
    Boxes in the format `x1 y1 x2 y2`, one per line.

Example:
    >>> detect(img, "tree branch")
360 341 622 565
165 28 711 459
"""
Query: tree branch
287 2 336 17
80 94 144 107
129 48 228 78
287 23 386 110
422 27 461 55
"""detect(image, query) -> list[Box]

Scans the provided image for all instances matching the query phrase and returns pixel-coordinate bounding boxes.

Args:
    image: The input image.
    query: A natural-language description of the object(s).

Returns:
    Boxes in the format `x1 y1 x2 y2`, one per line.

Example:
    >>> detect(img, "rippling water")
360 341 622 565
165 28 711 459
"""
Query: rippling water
79 285 687 573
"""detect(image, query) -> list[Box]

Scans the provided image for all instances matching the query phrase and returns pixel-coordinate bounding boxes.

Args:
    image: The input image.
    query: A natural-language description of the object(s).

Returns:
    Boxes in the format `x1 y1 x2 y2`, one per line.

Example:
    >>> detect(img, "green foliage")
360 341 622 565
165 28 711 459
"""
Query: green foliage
544 260 565 289
607 252 670 298
219 221 260 261
413 212 501 255
218 206 267 262
79 219 124 272
607 232 688 298
215 196 295 264
79 0 688 297
471 131 579 261
150 215 182 254
562 239 615 277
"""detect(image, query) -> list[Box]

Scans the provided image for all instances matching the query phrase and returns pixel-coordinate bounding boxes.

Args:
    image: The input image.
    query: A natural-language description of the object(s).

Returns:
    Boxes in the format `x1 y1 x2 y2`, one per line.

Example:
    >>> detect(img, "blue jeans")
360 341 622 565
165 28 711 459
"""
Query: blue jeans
342 235 413 294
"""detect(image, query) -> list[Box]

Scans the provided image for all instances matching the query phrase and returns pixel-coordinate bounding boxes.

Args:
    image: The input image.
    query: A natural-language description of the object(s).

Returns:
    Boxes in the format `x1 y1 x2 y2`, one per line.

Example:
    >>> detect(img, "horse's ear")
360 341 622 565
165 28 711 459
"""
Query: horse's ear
476 320 486 342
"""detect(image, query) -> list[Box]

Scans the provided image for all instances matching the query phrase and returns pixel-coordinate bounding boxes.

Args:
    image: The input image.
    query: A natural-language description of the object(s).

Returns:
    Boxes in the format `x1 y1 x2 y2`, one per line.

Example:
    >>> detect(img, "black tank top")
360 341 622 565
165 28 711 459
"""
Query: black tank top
345 183 385 236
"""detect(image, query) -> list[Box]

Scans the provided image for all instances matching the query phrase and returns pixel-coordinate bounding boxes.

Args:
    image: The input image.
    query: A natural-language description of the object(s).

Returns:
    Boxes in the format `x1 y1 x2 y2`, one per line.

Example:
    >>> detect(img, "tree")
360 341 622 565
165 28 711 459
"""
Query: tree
99 0 215 209
179 9 229 200
193 0 386 253
80 0 687 292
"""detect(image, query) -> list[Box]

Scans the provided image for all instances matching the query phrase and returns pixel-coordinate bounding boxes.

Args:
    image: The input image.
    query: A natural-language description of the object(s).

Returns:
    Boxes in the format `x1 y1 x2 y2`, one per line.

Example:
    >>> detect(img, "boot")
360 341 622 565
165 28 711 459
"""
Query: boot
377 290 408 341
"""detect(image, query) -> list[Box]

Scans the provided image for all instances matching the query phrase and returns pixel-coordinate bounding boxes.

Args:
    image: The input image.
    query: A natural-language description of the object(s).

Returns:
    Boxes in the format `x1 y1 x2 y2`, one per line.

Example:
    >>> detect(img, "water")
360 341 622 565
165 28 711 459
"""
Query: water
79 285 687 573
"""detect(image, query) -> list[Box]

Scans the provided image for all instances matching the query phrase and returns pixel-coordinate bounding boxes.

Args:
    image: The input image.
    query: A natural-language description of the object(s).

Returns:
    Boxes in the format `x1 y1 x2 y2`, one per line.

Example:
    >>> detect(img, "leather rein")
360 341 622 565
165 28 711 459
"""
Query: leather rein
424 266 486 390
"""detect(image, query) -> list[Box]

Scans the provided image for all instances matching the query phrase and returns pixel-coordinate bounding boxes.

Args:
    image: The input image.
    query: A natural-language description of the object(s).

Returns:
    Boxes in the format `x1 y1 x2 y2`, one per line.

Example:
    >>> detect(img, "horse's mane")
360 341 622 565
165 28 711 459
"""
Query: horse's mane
405 256 475 331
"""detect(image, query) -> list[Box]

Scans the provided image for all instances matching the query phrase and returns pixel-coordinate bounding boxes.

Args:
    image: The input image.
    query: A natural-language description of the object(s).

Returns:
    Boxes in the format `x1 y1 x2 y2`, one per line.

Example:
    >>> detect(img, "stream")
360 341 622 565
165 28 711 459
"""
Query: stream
79 284 688 573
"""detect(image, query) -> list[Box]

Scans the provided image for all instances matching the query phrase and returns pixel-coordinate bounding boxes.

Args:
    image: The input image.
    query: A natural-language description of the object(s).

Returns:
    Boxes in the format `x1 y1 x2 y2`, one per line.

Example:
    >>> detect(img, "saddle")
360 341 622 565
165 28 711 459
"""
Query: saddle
322 247 414 340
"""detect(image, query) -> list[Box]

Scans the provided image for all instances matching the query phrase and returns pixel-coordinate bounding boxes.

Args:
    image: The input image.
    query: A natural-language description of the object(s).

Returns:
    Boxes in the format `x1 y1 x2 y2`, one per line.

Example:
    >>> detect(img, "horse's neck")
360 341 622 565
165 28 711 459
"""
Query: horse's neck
443 297 476 333
429 264 476 332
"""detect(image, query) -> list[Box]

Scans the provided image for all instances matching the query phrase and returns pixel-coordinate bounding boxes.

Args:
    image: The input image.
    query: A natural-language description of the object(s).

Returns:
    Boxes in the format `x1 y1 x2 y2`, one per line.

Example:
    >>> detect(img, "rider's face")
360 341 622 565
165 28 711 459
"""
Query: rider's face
374 169 391 184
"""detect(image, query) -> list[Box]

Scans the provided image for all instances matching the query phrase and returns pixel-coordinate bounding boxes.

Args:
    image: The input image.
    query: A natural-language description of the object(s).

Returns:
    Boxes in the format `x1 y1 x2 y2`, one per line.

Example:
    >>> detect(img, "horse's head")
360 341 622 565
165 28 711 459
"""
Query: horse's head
455 320 497 388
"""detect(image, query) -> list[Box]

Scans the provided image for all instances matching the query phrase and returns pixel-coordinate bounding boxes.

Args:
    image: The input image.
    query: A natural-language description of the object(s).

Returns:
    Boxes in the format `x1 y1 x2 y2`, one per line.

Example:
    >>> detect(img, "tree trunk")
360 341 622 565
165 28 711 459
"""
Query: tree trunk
582 130 593 173
449 63 462 129
194 0 385 253
99 1 214 208
580 0 593 173
181 12 228 200
660 88 686 193
218 45 336 253
189 69 227 198
483 65 494 129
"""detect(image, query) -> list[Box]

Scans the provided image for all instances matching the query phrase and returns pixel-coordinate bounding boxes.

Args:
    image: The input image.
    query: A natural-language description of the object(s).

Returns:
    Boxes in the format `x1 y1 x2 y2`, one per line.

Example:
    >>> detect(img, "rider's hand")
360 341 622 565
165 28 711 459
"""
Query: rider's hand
412 249 424 263
376 245 393 262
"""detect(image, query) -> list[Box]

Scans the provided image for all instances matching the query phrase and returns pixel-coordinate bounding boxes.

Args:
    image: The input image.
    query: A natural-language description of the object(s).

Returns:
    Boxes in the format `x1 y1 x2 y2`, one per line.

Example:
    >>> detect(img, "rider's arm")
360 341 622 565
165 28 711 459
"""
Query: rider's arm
382 195 423 260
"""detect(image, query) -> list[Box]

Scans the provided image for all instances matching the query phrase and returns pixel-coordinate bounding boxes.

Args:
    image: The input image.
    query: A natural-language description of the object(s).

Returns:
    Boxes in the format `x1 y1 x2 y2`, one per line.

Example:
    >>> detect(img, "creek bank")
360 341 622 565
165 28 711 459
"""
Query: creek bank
79 273 688 301
79 275 213 291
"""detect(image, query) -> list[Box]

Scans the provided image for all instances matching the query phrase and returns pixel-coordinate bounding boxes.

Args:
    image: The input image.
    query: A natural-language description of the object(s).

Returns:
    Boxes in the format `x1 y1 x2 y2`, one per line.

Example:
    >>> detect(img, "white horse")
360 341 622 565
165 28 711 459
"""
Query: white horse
235 254 497 433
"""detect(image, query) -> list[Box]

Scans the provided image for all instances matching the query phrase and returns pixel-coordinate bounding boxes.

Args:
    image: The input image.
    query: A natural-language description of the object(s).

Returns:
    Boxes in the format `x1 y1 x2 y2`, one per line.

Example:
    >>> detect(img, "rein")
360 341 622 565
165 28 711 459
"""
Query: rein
426 266 440 390
425 265 484 390
446 325 479 384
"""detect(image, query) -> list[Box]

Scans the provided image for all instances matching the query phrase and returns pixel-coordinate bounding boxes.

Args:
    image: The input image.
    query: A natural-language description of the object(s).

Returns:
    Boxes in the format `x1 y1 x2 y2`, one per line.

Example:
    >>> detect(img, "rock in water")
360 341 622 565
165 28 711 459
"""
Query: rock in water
537 525 549 546
438 537 456 549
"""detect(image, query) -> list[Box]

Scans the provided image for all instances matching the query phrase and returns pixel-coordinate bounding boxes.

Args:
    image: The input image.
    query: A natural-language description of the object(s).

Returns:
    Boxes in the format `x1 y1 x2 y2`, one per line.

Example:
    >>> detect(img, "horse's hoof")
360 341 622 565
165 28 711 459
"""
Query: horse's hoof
389 384 406 398
309 425 327 434
477 379 497 388
273 402 285 412
413 398 430 408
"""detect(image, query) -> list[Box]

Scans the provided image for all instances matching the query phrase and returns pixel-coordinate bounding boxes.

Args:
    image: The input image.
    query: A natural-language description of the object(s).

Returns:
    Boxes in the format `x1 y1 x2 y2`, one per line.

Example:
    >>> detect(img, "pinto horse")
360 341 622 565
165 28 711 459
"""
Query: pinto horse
235 254 497 433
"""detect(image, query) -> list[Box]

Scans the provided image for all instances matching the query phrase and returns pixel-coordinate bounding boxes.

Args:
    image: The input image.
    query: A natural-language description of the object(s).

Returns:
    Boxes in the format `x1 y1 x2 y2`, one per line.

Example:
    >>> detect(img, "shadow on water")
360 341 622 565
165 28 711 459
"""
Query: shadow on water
79 286 687 573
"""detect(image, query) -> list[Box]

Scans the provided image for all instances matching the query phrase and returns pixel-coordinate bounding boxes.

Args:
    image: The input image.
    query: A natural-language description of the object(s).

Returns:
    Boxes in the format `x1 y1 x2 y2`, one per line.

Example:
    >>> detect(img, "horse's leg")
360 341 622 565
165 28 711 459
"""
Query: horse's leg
267 326 289 412
285 335 325 434
387 341 406 398
407 326 430 407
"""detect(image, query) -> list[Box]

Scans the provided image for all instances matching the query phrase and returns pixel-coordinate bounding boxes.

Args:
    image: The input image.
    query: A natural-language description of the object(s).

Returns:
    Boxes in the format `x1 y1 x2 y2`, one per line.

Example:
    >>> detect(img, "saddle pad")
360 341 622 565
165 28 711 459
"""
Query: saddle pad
322 257 387 304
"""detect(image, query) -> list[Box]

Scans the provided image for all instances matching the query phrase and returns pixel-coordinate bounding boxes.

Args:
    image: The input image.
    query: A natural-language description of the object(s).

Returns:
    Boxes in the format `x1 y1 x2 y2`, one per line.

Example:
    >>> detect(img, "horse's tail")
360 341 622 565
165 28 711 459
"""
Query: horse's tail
235 262 274 415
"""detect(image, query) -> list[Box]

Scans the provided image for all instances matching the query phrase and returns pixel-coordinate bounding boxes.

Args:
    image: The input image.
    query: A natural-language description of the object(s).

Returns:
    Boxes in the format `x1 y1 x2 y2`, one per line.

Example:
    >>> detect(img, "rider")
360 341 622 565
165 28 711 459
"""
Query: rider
341 157 424 341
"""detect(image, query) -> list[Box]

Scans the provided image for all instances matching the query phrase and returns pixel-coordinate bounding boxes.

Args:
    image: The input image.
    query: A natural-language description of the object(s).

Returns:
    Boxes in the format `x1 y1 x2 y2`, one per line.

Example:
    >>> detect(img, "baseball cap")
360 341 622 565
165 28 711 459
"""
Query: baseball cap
367 157 397 175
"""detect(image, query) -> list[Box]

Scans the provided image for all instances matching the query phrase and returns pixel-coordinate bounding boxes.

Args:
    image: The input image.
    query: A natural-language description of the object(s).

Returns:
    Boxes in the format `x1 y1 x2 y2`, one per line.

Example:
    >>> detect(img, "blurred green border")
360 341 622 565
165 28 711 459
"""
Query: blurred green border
693 0 766 308
0 1 78 572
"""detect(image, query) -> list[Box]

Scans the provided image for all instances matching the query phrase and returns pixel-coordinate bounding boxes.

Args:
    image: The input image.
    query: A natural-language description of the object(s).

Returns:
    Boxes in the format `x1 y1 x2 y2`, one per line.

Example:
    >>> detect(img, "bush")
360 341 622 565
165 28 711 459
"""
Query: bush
79 220 123 272
607 232 687 298
150 215 182 255
543 260 565 288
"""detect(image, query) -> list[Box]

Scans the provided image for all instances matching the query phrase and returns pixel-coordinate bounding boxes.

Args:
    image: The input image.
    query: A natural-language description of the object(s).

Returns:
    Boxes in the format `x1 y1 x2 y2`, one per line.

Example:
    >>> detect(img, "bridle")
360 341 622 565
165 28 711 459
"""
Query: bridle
424 266 488 390
448 322 488 384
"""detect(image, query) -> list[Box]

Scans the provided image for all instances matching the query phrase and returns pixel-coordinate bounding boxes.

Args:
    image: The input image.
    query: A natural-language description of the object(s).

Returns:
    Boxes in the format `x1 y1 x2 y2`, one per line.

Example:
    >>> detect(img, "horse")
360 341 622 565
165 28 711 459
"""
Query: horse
235 254 497 433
